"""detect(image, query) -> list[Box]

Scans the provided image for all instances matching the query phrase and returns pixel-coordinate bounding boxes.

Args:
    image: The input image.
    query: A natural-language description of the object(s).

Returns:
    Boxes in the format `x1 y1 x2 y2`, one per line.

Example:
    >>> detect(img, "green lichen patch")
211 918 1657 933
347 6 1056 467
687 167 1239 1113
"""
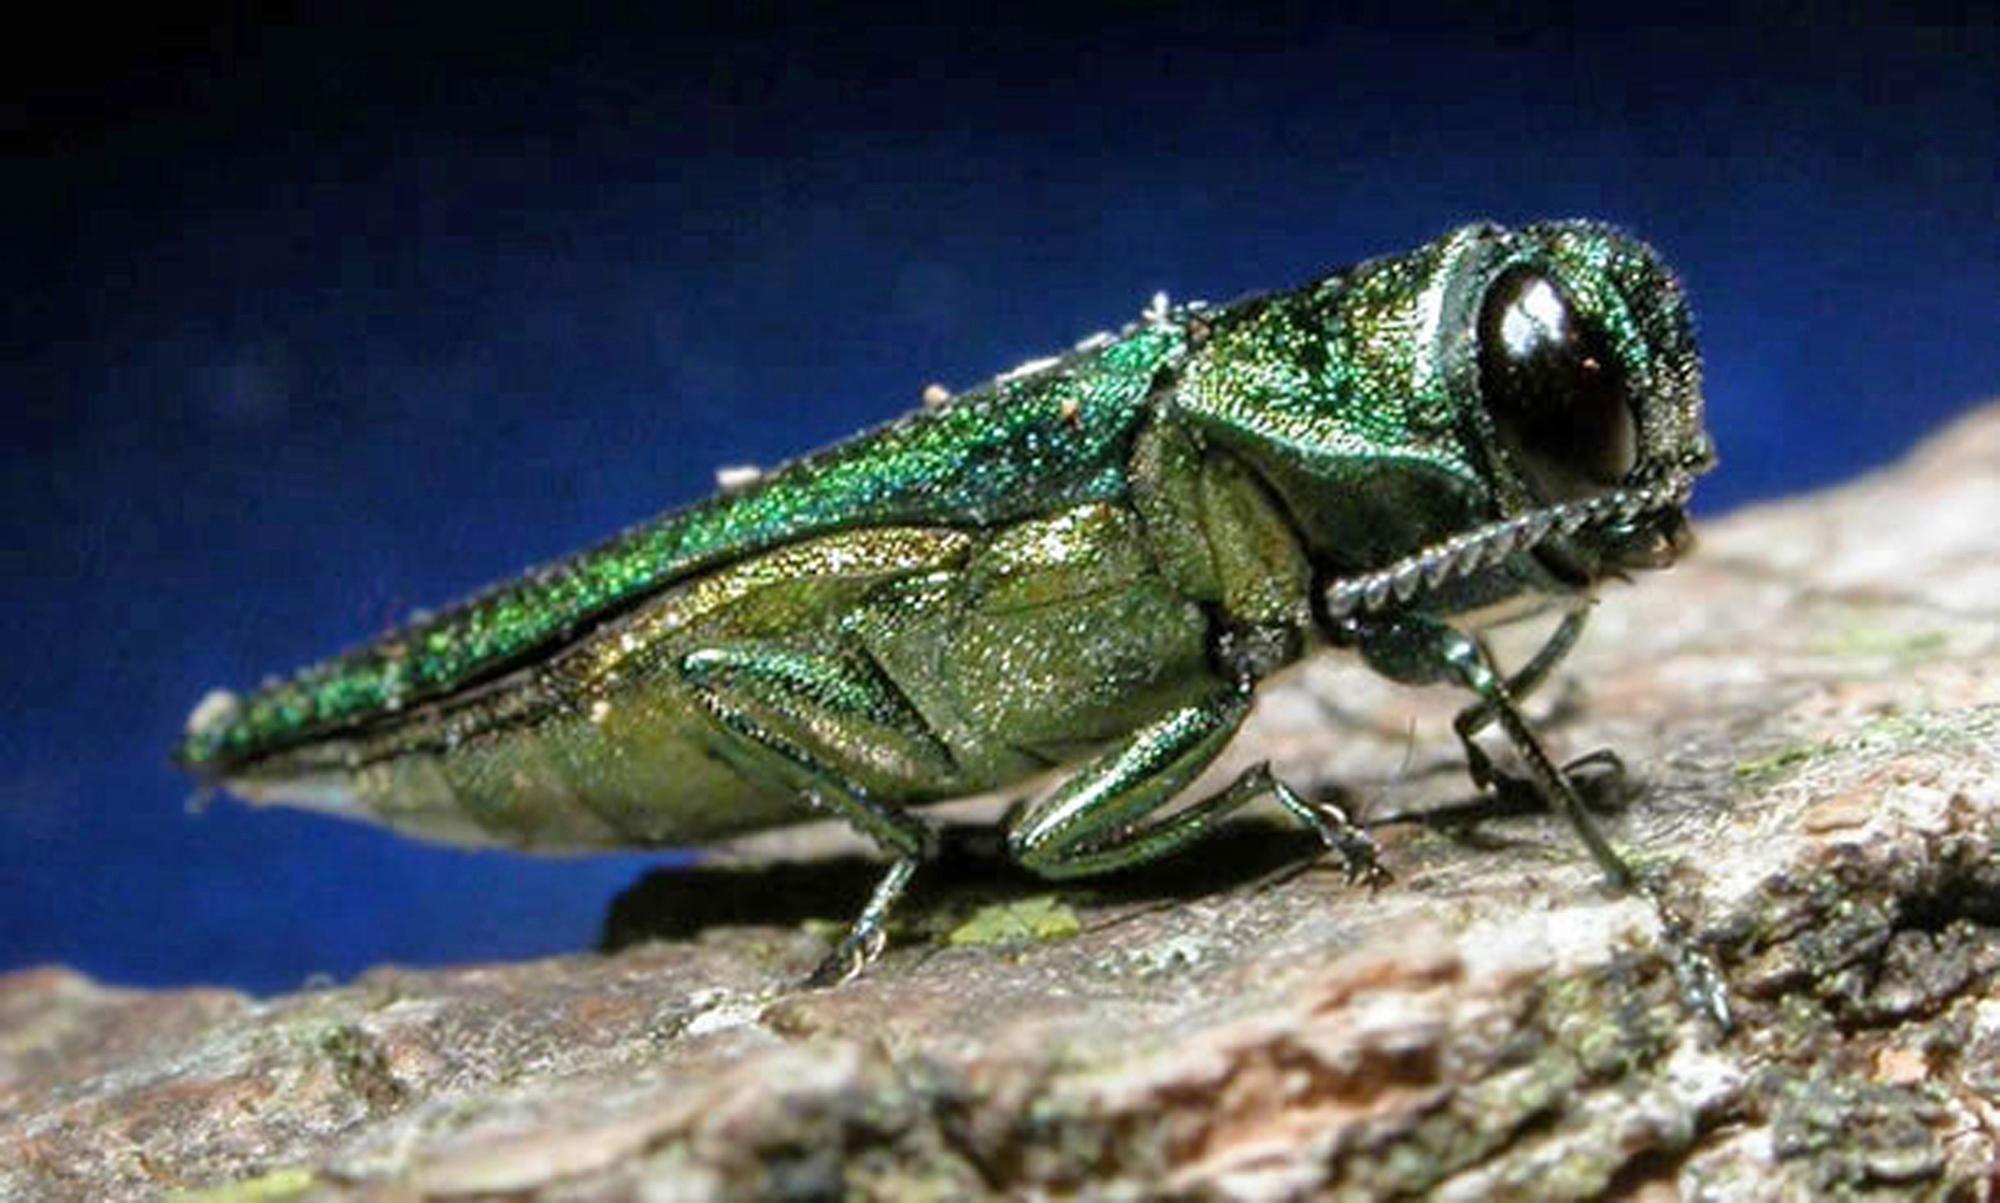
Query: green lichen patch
945 896 1083 947
1762 1067 1947 1191
316 1023 407 1114
1733 705 1996 794
1733 745 1819 791
165 1167 316 1203
1806 626 1949 661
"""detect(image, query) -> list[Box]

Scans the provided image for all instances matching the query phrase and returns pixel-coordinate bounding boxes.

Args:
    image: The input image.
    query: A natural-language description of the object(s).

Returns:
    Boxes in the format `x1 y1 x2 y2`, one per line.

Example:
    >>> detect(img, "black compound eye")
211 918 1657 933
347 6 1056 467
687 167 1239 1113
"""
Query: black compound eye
1477 266 1637 501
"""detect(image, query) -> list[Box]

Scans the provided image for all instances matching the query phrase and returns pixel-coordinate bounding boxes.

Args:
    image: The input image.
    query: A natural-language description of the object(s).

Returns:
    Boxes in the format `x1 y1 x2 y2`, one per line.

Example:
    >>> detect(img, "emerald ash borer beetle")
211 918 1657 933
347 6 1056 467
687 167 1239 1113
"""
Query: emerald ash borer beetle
178 221 1714 986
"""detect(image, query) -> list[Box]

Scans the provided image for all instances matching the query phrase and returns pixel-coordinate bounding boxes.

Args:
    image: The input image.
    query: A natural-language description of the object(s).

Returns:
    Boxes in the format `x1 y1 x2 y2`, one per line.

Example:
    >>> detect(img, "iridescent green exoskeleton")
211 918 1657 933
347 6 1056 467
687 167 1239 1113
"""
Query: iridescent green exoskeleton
178 222 1713 986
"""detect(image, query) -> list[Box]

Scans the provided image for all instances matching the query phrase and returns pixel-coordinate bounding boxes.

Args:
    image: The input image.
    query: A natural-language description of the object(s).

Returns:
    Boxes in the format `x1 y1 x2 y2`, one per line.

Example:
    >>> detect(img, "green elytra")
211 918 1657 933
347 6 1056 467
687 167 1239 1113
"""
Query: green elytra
178 221 1713 986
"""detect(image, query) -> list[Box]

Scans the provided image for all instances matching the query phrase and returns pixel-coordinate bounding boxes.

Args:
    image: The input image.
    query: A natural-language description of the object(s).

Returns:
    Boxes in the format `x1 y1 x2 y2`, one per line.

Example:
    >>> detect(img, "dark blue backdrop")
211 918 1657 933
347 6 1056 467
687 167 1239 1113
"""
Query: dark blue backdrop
7 8 1996 993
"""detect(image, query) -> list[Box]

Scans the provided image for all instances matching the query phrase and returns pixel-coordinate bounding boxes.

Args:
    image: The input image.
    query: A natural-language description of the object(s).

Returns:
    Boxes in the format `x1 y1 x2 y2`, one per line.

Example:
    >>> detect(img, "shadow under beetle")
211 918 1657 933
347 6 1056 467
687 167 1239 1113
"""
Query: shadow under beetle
179 222 1714 987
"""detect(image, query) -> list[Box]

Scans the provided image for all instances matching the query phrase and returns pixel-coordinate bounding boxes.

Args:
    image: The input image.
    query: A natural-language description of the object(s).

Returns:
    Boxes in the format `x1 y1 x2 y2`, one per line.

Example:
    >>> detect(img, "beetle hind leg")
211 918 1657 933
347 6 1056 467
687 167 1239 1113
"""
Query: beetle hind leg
1008 687 1385 885
678 642 955 986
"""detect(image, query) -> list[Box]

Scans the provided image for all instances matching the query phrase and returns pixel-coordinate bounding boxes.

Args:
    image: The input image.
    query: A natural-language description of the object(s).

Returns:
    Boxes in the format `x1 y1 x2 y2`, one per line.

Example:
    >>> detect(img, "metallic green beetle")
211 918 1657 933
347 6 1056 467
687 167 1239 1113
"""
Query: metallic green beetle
178 221 1713 985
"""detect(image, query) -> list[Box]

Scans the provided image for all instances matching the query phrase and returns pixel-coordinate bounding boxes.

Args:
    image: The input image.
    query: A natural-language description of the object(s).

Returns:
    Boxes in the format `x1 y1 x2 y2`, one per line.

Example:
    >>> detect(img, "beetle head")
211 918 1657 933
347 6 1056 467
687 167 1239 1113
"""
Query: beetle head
1449 221 1714 586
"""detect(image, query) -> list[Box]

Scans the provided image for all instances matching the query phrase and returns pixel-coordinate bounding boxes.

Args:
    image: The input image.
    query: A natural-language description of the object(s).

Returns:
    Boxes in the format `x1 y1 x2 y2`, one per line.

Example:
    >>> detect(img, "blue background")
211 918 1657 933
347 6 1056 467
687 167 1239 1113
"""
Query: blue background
7 7 1996 993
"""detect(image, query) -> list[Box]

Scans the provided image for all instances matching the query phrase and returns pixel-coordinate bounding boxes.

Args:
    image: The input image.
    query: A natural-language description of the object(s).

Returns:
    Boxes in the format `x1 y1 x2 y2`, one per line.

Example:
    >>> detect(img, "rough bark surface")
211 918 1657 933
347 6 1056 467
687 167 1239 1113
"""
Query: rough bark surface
8 405 2000 1202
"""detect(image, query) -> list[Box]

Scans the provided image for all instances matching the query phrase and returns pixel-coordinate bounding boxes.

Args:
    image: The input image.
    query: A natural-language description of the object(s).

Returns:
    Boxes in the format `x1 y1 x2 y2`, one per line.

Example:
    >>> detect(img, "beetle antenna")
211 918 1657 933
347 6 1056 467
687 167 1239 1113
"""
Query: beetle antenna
1322 474 1694 621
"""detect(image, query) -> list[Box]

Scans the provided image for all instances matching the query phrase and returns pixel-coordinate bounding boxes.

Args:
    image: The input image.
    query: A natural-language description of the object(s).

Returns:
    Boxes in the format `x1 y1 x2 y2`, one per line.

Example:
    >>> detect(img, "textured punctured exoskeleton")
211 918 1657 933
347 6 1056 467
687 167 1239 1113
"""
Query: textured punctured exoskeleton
179 222 1714 987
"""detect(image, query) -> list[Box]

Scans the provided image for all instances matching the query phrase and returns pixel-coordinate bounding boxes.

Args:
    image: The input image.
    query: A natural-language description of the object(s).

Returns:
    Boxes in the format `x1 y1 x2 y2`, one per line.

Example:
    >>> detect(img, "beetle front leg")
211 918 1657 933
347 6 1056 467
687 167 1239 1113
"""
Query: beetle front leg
679 643 953 987
1449 605 1628 812
1352 613 1633 888
1353 611 1732 1029
1009 687 1385 885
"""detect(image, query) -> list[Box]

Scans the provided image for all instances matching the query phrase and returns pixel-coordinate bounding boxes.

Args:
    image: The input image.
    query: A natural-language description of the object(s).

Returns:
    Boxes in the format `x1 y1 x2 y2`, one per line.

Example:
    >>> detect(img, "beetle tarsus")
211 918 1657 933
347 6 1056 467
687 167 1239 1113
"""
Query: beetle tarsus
804 860 912 989
1480 748 1631 819
1263 771 1390 889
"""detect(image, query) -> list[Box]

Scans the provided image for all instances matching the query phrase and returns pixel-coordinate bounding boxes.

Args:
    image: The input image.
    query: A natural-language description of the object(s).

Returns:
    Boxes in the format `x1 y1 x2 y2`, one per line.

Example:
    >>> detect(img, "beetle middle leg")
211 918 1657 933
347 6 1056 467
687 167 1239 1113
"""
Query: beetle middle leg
1008 686 1385 885
678 642 957 986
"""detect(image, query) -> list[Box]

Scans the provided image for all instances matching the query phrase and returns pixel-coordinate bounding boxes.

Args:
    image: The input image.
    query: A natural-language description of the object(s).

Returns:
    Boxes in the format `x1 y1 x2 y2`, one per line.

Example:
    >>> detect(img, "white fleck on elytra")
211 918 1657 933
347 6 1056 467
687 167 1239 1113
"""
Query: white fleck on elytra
714 464 763 492
998 355 1063 385
921 383 952 410
589 699 612 724
184 689 242 737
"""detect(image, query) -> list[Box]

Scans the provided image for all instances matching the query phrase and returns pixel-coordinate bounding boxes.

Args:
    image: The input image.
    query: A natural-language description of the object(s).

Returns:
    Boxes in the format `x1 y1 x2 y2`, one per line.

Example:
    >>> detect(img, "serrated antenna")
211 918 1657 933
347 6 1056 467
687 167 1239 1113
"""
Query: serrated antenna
1321 475 1693 621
